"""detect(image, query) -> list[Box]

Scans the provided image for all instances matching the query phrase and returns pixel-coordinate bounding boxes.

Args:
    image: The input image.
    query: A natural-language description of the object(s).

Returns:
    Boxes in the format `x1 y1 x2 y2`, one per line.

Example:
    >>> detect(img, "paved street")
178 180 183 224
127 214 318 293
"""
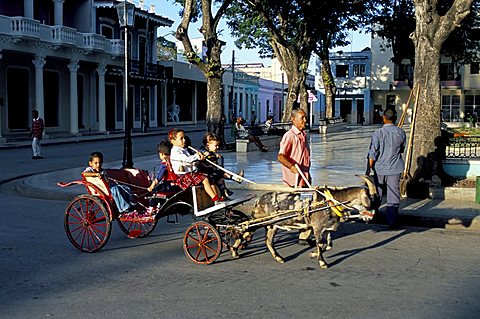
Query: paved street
1 127 480 318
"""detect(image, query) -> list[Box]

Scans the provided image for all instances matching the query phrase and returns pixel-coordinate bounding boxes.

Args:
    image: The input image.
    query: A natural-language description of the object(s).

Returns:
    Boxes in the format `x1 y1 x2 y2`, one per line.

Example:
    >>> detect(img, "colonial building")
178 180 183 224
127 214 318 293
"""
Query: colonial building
0 0 173 141
315 49 372 124
322 35 480 126
234 58 318 124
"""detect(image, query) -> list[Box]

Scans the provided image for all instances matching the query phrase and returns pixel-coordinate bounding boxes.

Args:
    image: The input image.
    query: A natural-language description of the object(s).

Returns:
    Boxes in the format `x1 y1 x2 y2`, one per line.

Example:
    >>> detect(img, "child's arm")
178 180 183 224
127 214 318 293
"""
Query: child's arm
83 171 101 178
148 163 168 191
148 179 158 192
83 167 102 178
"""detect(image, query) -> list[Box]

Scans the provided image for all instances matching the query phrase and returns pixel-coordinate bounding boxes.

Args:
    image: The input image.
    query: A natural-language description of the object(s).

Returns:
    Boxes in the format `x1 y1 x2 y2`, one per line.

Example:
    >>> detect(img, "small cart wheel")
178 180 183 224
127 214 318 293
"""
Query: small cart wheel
117 217 158 239
183 221 222 265
64 194 112 253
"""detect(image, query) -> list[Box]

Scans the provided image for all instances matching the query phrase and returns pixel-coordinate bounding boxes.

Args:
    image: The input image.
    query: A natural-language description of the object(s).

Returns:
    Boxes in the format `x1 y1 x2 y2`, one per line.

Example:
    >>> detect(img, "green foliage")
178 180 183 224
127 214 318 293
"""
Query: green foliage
226 1 380 59
374 0 480 65
157 36 177 61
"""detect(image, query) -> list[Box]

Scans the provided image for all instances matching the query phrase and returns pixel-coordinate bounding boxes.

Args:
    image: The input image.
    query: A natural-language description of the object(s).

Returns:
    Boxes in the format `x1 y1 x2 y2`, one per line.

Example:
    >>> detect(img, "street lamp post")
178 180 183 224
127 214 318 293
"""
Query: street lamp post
116 0 135 168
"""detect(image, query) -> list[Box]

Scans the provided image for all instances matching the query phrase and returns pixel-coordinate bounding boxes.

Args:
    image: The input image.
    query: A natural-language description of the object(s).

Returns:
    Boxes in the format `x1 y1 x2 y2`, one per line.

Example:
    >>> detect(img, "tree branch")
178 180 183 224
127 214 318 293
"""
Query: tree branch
435 0 473 47
213 0 234 30
176 0 207 71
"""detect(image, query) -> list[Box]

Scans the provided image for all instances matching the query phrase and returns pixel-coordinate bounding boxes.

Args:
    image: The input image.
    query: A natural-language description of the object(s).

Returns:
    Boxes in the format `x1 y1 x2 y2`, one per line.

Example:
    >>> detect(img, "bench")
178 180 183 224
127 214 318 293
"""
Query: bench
236 135 283 152
318 118 348 134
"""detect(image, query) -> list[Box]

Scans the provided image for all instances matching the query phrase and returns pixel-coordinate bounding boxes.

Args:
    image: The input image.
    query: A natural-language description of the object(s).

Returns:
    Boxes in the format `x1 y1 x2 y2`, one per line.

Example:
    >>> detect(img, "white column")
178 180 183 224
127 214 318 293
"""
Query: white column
24 0 34 19
53 0 64 25
32 55 46 119
351 100 358 124
96 64 107 132
68 61 79 134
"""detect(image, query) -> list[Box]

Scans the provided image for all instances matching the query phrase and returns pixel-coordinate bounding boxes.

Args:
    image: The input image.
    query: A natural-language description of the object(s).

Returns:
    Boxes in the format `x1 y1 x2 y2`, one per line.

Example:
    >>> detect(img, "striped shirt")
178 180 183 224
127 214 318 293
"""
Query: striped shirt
368 124 406 175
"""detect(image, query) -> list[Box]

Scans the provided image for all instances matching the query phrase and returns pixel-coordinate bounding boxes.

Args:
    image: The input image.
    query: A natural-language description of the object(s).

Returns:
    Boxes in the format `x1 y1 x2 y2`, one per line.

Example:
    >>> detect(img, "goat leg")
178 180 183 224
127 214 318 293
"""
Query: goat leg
311 226 328 269
265 225 284 263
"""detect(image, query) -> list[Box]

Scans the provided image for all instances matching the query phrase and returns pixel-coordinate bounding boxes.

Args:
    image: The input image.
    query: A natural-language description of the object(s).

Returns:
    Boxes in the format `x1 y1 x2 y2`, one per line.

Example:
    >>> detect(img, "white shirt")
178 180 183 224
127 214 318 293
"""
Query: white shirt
170 146 200 174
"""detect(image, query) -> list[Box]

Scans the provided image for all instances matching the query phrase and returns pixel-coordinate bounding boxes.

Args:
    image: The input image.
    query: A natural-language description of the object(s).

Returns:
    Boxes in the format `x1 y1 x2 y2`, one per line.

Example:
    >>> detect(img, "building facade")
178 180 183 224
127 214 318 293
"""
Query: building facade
315 49 373 124
0 0 172 140
362 35 479 126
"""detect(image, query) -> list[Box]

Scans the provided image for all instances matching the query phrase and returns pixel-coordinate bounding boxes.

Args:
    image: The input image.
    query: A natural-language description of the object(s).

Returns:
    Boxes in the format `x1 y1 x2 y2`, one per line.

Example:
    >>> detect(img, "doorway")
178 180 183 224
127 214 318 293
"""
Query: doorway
7 68 29 131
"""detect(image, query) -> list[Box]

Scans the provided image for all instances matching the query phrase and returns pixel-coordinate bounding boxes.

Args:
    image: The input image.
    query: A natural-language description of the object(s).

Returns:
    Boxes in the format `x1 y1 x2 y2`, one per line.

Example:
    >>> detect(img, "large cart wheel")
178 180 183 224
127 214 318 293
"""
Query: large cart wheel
183 221 222 265
64 194 112 253
117 217 158 239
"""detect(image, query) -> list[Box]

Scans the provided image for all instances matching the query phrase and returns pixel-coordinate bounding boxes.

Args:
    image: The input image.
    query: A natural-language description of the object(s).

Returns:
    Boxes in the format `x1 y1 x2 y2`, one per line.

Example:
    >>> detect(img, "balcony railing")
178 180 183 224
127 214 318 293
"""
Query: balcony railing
0 15 125 56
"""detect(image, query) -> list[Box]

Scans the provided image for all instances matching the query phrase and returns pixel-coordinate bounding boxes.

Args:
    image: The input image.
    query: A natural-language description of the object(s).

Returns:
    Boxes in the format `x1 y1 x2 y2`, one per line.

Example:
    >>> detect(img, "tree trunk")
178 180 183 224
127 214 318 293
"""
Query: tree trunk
410 42 441 180
271 42 310 122
321 57 336 118
206 76 222 134
175 0 231 133
409 0 473 181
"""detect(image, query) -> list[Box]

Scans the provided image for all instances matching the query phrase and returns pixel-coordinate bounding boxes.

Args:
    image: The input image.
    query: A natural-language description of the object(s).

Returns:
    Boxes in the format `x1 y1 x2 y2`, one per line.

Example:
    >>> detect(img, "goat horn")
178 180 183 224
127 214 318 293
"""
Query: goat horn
355 175 377 196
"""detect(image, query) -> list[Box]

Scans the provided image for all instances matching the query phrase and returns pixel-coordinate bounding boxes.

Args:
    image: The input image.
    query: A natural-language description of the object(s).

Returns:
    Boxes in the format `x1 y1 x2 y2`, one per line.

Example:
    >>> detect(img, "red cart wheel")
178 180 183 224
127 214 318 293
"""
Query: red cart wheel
64 194 112 253
117 216 158 239
183 221 222 265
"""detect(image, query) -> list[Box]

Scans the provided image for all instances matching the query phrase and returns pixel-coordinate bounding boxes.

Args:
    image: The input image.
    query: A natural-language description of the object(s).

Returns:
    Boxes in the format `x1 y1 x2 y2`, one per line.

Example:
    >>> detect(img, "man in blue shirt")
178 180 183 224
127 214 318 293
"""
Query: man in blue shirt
367 108 406 228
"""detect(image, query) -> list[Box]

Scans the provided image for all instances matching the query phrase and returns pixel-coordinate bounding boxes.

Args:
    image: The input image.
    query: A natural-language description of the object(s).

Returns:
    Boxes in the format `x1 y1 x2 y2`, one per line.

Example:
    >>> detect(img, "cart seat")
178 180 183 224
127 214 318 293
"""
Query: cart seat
82 173 111 197
106 168 150 189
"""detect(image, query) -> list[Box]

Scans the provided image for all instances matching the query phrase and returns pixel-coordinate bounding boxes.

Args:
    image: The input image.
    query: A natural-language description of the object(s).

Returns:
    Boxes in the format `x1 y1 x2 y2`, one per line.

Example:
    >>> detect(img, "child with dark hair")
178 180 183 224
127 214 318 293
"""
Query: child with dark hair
83 151 134 213
169 129 223 204
147 141 179 193
199 132 243 198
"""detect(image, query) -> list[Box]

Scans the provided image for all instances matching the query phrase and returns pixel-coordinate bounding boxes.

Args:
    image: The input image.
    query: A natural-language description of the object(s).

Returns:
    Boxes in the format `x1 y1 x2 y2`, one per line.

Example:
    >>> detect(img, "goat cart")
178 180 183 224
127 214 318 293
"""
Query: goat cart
183 187 375 267
57 166 376 269
56 168 257 254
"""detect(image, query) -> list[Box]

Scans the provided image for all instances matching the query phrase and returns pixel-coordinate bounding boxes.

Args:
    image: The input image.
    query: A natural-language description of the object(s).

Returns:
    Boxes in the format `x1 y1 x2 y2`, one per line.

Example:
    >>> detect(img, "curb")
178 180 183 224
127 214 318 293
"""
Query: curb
430 186 476 201
0 127 206 150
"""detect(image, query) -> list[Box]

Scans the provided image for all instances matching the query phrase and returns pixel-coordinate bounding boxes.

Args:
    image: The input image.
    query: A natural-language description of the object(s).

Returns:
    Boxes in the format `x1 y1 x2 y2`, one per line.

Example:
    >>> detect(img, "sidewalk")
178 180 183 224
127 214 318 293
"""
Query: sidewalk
12 125 480 231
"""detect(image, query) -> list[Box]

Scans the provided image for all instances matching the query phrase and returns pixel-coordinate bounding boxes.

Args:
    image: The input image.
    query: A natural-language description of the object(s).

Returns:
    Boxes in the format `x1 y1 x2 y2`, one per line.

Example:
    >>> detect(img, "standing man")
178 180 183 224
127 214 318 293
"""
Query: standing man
367 108 406 228
250 110 257 127
278 108 310 187
30 109 44 159
278 108 311 244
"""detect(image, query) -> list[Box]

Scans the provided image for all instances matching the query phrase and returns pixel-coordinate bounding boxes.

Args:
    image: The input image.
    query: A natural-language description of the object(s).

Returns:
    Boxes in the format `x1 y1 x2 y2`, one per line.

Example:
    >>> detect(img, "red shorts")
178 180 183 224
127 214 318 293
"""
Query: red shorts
175 172 206 189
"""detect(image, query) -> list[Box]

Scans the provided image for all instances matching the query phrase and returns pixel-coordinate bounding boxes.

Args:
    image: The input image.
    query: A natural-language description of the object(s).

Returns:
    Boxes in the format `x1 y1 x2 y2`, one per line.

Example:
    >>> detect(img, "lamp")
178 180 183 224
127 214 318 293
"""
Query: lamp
116 0 135 168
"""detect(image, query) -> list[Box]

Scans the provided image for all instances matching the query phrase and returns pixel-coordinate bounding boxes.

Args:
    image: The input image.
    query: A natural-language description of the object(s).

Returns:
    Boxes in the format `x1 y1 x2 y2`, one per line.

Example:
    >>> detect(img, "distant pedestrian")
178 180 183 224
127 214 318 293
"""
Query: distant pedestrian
367 108 406 228
278 108 311 245
250 110 257 127
30 110 44 159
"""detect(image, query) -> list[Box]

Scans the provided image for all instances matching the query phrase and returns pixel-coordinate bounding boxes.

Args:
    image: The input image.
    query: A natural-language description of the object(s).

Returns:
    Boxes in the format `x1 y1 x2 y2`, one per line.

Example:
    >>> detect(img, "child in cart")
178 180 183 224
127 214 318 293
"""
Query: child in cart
169 129 224 204
198 132 244 198
147 140 180 193
83 151 134 213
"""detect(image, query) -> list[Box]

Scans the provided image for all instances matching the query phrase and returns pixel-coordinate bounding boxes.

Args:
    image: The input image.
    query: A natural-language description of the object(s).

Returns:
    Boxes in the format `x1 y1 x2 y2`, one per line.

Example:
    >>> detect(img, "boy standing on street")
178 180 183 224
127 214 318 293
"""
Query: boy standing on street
30 110 44 159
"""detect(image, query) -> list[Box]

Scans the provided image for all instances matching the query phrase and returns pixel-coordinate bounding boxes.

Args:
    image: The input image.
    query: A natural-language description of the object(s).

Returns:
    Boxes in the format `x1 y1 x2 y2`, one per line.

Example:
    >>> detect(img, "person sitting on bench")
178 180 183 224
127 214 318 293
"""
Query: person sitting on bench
235 117 269 152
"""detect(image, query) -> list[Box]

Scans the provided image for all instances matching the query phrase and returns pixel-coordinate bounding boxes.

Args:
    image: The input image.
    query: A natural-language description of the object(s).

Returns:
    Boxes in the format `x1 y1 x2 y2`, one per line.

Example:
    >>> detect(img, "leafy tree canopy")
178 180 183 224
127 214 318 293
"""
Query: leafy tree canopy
374 0 480 66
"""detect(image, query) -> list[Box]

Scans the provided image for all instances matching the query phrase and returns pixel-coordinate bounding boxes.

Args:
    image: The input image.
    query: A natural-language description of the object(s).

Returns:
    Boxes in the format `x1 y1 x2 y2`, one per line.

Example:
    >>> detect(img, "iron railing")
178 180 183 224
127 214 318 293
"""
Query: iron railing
446 136 480 158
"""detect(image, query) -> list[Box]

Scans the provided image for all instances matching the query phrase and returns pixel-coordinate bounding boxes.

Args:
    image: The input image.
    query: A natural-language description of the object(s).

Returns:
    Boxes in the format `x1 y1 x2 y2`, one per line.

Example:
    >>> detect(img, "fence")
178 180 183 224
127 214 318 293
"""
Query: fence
446 136 480 159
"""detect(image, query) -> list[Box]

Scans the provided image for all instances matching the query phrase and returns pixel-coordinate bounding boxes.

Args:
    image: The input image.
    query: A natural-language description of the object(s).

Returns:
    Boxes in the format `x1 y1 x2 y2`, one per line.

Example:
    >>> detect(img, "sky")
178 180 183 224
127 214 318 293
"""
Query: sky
146 0 371 66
